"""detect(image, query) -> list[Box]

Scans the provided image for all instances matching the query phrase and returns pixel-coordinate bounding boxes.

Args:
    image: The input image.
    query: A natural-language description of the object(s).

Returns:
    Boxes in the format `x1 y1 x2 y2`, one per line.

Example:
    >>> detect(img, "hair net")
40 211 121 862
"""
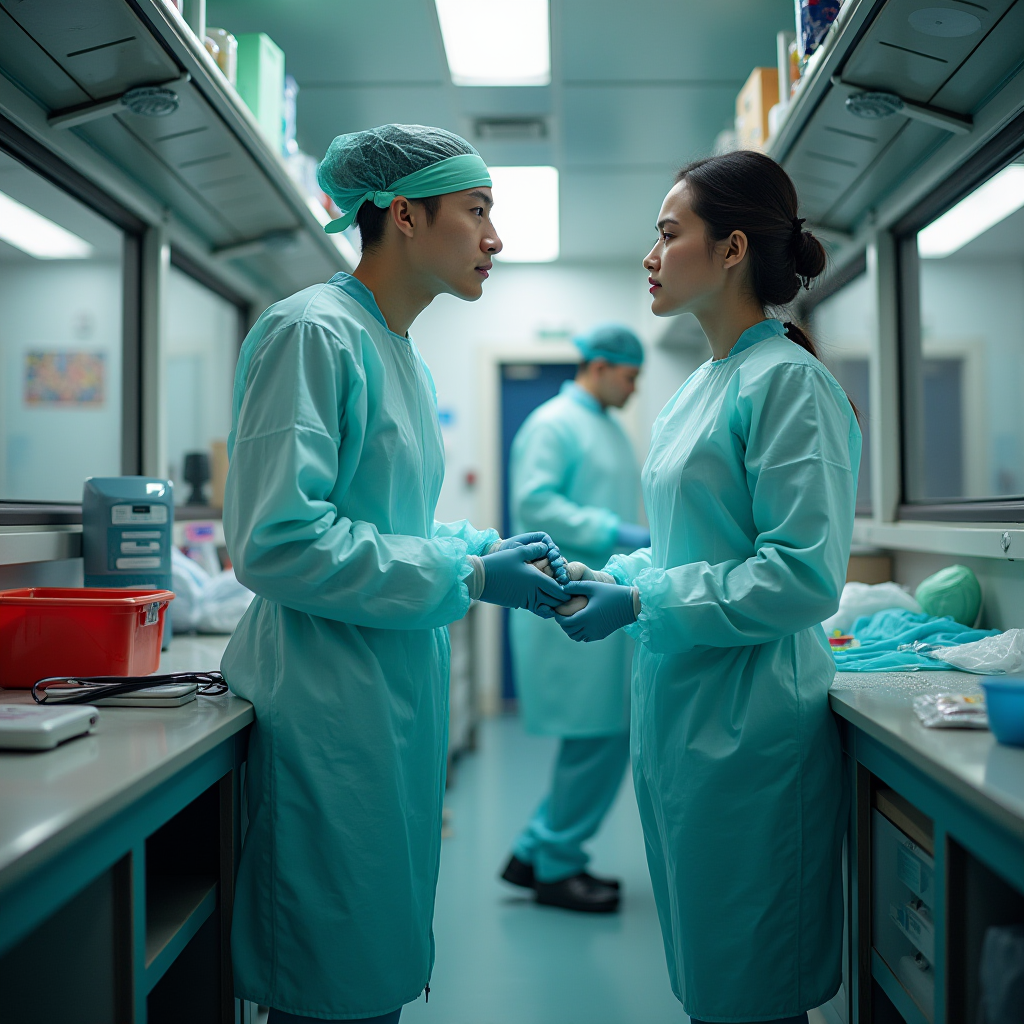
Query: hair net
316 124 491 233
574 324 645 366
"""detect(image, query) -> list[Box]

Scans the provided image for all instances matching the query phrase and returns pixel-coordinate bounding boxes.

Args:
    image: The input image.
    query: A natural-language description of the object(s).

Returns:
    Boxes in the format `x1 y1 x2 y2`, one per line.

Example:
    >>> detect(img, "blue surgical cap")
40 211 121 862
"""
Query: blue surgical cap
573 324 645 366
316 124 490 232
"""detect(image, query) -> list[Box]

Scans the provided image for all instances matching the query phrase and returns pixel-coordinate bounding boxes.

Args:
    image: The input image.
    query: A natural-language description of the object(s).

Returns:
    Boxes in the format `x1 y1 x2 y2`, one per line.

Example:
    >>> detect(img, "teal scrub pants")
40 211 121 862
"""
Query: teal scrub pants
690 1016 807 1024
267 1010 401 1023
513 732 630 883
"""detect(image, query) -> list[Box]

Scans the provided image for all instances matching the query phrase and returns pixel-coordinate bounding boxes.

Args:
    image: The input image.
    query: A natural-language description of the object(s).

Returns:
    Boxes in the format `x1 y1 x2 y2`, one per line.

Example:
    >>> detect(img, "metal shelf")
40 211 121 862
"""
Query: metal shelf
767 0 1024 236
0 0 350 297
872 948 932 1024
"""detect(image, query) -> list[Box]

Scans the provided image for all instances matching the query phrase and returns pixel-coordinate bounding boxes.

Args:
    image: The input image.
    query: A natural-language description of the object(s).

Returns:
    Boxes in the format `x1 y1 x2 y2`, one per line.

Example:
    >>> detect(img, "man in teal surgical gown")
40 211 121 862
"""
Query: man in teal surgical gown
222 125 567 1024
500 324 648 913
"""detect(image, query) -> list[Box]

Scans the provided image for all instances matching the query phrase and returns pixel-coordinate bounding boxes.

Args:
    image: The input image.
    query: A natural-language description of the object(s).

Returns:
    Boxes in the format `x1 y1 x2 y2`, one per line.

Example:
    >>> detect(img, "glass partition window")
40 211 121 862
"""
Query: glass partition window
0 150 124 502
813 270 876 515
904 156 1024 503
164 266 241 507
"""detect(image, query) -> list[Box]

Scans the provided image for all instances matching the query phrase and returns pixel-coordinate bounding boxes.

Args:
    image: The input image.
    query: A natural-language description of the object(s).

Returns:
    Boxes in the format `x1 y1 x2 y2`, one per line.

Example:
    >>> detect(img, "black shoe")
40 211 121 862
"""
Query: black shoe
501 856 622 893
535 873 620 913
581 871 621 891
500 854 536 889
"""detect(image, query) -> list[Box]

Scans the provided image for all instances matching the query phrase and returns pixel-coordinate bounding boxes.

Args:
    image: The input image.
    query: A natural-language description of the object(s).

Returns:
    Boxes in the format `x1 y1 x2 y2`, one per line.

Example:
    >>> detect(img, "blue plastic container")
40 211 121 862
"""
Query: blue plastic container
980 678 1024 747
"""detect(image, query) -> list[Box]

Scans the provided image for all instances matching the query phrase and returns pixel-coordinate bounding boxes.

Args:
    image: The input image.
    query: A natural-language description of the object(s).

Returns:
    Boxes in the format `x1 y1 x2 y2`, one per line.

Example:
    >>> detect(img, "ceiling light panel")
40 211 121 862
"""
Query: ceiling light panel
0 191 94 259
435 0 550 87
918 164 1024 258
489 165 559 263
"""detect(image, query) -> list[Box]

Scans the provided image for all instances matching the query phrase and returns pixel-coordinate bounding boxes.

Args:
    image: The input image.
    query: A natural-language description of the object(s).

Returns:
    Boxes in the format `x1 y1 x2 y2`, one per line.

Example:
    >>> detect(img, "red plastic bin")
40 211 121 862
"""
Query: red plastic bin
0 588 175 689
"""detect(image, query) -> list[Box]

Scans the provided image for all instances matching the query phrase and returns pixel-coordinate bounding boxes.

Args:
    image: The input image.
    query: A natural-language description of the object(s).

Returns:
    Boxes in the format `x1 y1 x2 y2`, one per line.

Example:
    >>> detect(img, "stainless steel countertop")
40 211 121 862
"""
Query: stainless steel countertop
830 671 1024 841
0 635 249 893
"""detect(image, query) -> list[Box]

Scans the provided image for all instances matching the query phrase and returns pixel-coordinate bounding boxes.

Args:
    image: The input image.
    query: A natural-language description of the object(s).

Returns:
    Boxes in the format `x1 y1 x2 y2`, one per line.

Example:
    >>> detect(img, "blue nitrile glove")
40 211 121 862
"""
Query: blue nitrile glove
557 580 638 642
495 532 569 585
615 522 651 550
480 542 569 613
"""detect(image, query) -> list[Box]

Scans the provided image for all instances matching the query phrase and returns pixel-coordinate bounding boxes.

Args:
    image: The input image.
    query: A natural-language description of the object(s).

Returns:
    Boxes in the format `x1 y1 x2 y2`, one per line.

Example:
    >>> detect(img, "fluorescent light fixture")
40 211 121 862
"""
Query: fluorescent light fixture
918 164 1024 258
0 190 93 260
0 190 93 259
435 0 550 86
489 166 559 263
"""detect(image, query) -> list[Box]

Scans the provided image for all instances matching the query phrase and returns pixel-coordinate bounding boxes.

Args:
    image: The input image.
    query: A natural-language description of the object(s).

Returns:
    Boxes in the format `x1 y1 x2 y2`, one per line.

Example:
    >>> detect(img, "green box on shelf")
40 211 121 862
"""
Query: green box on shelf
235 32 285 154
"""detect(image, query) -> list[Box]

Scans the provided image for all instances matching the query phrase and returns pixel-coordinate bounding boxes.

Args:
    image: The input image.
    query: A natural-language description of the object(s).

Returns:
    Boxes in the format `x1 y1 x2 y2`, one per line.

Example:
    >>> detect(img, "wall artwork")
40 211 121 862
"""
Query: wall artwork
24 351 106 406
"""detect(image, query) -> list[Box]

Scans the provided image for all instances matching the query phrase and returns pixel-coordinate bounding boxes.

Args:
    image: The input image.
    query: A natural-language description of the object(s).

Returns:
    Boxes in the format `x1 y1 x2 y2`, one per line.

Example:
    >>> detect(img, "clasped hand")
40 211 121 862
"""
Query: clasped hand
555 579 637 643
479 536 637 642
479 534 570 614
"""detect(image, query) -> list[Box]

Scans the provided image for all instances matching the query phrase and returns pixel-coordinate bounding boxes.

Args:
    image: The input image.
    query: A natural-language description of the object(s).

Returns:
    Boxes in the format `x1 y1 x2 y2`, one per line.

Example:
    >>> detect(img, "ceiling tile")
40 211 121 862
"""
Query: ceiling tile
559 0 792 82
563 84 736 166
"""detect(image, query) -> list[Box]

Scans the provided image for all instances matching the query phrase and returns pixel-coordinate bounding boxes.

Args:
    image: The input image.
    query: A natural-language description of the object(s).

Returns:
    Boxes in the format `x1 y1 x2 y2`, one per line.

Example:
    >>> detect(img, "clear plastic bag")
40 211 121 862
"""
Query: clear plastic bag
822 581 921 635
899 629 1024 675
913 693 988 729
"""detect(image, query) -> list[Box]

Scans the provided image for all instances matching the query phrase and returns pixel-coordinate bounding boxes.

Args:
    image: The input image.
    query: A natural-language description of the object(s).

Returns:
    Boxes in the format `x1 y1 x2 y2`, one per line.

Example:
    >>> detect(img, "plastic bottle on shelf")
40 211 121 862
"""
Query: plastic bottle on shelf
205 28 238 86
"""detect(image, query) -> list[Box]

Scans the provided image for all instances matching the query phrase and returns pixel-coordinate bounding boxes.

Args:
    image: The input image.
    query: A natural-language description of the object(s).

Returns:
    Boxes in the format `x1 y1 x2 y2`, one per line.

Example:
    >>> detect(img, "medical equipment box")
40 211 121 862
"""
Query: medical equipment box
83 477 173 590
0 704 99 751
0 588 174 689
236 32 285 153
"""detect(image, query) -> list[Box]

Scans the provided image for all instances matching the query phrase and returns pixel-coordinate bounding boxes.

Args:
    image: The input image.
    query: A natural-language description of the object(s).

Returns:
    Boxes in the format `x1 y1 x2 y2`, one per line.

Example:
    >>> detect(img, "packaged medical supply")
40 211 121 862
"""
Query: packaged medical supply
795 0 841 61
913 693 988 729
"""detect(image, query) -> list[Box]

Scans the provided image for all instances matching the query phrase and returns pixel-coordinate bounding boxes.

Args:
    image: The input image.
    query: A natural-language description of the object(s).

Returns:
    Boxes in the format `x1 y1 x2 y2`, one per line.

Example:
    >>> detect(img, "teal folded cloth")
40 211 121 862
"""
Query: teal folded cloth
833 609 1000 672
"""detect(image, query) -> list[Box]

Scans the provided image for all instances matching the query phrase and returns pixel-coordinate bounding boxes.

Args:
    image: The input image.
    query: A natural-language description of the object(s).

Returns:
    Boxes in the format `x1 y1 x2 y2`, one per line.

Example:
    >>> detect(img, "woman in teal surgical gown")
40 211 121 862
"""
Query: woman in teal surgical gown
222 125 566 1024
557 151 861 1023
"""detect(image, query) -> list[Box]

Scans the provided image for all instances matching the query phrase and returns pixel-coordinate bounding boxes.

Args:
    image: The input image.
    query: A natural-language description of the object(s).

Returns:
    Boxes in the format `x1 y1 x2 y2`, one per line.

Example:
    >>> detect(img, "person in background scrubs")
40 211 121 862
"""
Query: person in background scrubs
557 151 861 1023
222 125 568 1024
500 324 648 913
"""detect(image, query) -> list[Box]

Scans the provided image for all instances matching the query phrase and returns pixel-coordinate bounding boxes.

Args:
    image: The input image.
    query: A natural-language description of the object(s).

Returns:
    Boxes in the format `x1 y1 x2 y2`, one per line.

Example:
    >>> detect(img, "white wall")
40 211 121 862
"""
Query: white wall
0 262 123 501
919 258 1024 497
411 260 702 526
164 267 239 501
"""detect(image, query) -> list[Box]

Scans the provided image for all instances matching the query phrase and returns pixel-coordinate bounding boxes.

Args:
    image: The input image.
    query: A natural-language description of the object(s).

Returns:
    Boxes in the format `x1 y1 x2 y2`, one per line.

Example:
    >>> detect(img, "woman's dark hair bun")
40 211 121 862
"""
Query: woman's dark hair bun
675 150 828 310
793 228 827 284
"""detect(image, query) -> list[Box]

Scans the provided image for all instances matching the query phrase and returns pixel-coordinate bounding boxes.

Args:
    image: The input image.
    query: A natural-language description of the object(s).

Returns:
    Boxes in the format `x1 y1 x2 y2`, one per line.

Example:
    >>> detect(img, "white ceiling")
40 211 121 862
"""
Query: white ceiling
206 0 795 262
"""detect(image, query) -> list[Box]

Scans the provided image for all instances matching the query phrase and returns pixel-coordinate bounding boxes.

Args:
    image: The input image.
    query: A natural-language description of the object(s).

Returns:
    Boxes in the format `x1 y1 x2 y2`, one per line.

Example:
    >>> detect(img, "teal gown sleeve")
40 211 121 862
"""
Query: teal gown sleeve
604 546 653 585
628 364 857 655
511 419 619 553
225 320 482 631
433 519 499 555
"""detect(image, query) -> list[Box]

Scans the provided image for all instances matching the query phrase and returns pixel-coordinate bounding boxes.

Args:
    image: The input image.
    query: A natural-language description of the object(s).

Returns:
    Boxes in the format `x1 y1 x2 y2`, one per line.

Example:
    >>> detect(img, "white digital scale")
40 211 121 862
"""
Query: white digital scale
0 705 99 751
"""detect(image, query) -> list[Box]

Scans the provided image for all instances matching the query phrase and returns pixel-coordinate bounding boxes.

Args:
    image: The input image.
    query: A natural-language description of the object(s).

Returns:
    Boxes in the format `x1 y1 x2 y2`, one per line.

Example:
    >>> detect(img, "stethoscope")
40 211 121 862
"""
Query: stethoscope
31 671 229 705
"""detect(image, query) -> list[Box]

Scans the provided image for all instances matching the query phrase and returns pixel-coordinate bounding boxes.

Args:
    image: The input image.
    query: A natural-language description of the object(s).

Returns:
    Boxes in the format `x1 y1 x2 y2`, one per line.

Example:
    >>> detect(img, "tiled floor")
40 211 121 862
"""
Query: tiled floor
401 715 685 1024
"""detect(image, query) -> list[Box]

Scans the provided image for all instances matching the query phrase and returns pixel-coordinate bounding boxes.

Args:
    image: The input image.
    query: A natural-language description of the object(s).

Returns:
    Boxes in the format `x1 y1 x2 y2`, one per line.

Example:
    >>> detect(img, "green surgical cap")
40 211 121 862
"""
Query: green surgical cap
574 324 645 366
915 564 982 627
316 124 491 234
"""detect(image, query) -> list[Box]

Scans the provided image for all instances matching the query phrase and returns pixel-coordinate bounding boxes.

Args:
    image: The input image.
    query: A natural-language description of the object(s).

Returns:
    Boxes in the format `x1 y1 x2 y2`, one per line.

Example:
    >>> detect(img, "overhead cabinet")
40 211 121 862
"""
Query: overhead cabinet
0 0 346 298
771 0 1024 232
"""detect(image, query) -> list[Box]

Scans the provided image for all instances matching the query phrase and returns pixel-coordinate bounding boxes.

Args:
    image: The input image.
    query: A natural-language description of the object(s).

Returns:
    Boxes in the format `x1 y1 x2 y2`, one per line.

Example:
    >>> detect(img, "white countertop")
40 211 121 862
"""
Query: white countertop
830 671 1024 841
0 635 251 893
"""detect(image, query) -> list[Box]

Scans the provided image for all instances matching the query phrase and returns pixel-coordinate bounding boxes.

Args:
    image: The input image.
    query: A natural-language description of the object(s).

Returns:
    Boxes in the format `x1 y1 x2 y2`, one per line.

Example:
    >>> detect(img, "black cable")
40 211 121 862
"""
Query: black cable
32 671 228 705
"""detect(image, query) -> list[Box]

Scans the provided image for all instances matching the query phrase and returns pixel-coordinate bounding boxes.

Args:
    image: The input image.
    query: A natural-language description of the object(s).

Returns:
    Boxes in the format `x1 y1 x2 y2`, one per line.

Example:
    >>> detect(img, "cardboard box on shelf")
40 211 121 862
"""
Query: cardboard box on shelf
847 555 893 585
735 67 779 152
